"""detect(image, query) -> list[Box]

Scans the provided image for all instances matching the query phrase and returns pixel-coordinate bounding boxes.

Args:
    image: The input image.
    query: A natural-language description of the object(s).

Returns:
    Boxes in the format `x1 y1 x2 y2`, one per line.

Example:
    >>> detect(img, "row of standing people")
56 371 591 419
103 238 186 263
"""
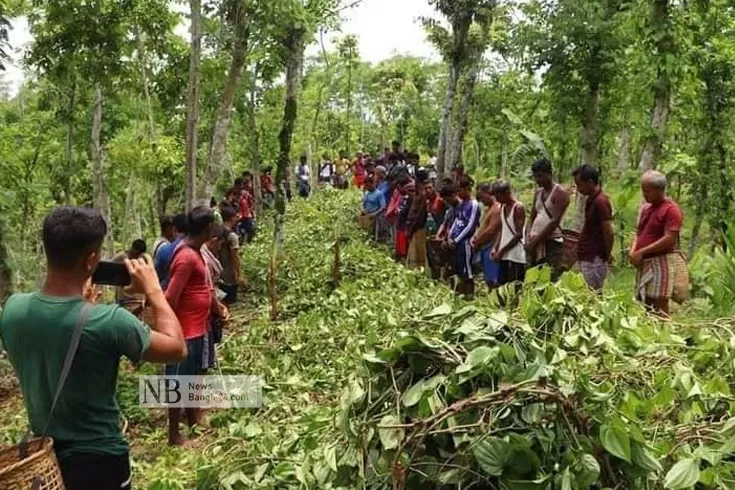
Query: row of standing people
361 159 685 315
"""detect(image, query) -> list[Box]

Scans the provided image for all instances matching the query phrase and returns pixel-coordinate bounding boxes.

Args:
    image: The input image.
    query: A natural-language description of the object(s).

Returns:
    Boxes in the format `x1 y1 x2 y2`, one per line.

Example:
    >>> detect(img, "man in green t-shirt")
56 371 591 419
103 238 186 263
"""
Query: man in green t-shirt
0 207 187 490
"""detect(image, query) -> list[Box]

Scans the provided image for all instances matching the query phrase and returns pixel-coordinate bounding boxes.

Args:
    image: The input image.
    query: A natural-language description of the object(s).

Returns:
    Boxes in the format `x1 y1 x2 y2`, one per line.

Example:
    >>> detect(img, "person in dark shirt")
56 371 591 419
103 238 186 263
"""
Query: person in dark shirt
573 165 613 291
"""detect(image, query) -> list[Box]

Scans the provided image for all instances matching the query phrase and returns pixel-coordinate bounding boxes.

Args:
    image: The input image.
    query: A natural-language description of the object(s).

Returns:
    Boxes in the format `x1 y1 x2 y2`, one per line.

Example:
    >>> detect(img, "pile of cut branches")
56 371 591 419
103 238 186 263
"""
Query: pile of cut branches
336 269 735 489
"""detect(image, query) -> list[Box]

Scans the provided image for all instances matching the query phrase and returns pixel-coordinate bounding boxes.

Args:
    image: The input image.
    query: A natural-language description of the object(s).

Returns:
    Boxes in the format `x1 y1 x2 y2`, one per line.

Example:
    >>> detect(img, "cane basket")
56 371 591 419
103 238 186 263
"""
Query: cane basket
561 229 579 272
0 437 65 490
358 213 375 232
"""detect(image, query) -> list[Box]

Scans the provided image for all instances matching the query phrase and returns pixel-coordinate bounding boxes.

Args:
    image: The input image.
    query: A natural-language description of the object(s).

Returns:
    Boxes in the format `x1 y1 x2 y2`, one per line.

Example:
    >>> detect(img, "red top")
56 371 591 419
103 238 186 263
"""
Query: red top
635 198 683 256
577 190 613 261
166 245 212 340
239 191 253 219
431 195 445 214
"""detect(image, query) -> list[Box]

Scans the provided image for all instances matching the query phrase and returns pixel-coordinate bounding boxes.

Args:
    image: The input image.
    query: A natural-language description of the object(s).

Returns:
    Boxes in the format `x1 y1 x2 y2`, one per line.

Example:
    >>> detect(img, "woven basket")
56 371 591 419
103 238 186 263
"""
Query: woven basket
0 438 65 490
561 229 580 272
358 213 375 232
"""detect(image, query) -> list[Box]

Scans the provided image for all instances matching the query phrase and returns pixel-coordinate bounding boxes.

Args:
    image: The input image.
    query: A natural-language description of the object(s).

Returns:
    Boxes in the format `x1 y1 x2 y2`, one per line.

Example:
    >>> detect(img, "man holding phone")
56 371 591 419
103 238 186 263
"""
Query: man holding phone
0 207 187 490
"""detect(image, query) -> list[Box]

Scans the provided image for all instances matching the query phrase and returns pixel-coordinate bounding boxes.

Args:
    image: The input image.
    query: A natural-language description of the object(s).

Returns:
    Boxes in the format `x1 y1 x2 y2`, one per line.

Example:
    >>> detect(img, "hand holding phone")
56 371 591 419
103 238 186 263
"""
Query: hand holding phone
124 255 163 297
92 261 132 287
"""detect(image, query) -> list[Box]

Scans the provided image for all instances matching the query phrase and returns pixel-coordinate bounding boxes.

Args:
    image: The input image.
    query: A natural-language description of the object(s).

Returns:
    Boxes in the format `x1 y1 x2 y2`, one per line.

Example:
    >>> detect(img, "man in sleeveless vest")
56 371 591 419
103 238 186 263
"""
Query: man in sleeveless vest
526 158 570 282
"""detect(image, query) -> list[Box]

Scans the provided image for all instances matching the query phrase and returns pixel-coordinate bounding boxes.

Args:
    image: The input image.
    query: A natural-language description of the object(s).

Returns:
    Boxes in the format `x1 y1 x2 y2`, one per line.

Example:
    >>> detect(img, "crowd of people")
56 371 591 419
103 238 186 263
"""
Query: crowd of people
0 166 279 488
357 149 686 316
0 142 687 489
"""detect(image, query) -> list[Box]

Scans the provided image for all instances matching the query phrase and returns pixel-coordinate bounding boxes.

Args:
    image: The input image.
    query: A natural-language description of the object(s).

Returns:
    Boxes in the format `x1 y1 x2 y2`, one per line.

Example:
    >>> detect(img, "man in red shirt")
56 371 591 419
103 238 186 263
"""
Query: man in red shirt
573 165 613 291
165 206 215 446
629 170 683 315
238 186 256 243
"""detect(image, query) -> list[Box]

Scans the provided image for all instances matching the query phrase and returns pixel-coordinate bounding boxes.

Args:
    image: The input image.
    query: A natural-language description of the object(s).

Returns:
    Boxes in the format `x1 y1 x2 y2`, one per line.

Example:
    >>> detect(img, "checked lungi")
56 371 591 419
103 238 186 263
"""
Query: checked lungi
636 254 675 301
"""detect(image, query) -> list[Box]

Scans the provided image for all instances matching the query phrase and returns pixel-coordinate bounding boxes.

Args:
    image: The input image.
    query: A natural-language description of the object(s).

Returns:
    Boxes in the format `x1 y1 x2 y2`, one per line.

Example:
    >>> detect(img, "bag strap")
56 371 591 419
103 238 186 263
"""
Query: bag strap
19 302 93 460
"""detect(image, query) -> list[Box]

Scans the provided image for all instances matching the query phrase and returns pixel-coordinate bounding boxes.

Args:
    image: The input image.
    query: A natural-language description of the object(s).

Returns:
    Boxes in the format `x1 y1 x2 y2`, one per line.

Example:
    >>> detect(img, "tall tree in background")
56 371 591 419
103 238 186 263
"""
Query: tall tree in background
338 34 358 154
200 0 253 201
638 0 675 171
185 0 202 211
427 0 496 178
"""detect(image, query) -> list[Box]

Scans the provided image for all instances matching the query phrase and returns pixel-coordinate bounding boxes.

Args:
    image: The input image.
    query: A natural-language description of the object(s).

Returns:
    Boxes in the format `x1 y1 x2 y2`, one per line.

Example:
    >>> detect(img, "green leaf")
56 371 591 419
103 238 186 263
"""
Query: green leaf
401 380 426 407
575 454 600 487
378 415 404 450
457 346 498 373
632 444 663 473
473 437 508 476
600 424 631 463
243 422 262 438
425 303 452 318
664 458 700 489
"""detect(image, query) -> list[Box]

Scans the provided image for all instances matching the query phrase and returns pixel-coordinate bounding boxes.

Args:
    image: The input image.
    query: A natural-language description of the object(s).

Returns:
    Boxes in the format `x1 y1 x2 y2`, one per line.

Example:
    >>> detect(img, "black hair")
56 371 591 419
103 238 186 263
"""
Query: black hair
234 177 244 187
477 182 493 194
457 176 474 190
159 215 174 234
572 164 600 185
300 155 308 163
492 180 511 195
391 140 400 148
243 171 253 178
440 184 457 198
531 157 553 175
131 239 147 255
188 206 214 236
396 174 411 188
173 213 189 234
43 207 107 269
209 224 228 241
442 177 454 185
221 205 237 222
365 176 375 186
415 169 430 184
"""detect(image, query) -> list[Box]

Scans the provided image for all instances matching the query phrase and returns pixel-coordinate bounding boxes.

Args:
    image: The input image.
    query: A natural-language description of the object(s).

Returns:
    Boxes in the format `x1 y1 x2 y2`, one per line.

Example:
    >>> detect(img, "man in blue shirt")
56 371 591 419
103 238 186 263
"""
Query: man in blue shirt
154 213 188 289
448 177 480 297
363 177 387 215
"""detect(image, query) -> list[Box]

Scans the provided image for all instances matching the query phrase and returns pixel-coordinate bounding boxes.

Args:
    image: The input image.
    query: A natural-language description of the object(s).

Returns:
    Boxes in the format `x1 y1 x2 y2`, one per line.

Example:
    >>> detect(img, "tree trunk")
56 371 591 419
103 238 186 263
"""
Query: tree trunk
638 0 672 172
447 63 480 172
185 0 202 211
616 125 630 172
271 28 305 321
247 71 264 216
0 221 11 301
581 81 600 167
90 86 112 252
500 131 508 179
345 56 353 154
436 60 461 179
200 5 249 202
62 83 76 205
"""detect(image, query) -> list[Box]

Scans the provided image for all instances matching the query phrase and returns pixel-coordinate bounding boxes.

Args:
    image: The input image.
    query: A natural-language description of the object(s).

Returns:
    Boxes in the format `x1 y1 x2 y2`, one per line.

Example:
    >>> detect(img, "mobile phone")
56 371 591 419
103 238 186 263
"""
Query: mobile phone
92 261 132 287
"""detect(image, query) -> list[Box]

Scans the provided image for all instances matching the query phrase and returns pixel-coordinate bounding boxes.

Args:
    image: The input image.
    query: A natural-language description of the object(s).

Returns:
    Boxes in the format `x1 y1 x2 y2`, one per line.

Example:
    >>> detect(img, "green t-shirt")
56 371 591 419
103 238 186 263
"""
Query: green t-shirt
0 293 151 462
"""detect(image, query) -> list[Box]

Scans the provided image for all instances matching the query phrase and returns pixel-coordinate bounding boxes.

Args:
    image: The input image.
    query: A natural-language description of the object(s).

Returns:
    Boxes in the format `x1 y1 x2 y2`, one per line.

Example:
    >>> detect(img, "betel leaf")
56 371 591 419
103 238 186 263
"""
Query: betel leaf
425 303 452 319
401 380 426 407
574 454 600 487
664 458 700 489
457 346 498 373
600 423 631 463
473 437 508 476
632 444 663 473
378 415 405 450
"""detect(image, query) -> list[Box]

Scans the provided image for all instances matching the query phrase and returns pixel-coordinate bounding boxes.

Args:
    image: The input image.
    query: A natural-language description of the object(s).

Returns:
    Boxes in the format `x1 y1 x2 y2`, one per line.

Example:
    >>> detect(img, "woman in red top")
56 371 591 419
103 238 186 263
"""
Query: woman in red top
352 152 366 189
165 206 215 446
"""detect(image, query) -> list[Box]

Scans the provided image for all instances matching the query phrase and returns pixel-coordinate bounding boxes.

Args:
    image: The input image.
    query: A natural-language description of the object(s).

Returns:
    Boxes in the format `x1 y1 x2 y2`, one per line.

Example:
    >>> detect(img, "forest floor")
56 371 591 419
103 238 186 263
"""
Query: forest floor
0 189 720 489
